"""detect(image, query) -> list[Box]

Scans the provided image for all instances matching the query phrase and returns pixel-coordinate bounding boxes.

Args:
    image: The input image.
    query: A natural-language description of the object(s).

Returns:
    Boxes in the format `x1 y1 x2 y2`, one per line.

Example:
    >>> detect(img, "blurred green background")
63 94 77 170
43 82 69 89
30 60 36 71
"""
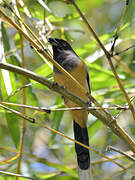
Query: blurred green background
0 0 135 179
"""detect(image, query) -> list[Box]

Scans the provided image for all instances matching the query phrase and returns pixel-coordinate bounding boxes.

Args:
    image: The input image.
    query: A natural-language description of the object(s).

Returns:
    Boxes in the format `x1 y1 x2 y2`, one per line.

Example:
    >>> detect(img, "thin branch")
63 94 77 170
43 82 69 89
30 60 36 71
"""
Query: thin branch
105 56 135 120
0 170 37 180
110 34 118 55
4 82 36 101
0 103 35 123
114 97 135 120
111 0 129 54
107 146 135 162
68 0 109 58
113 56 135 78
102 162 135 180
37 0 53 15
3 0 46 51
92 150 134 165
115 44 135 56
115 0 129 34
1 102 129 112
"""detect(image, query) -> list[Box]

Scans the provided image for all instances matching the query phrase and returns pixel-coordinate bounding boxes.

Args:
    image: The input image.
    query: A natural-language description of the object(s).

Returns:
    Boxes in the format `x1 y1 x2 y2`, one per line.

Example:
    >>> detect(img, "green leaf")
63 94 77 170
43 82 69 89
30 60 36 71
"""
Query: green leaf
23 0 44 19
87 63 117 90
10 55 39 107
0 57 18 101
6 111 20 149
14 33 21 49
26 79 39 107
36 172 62 179
0 70 8 100
50 96 64 144
1 22 12 96
34 63 52 77
1 22 10 52
45 161 77 178
31 63 52 89
76 33 113 58
88 120 103 138
0 56 20 149
48 1 75 17
48 176 77 180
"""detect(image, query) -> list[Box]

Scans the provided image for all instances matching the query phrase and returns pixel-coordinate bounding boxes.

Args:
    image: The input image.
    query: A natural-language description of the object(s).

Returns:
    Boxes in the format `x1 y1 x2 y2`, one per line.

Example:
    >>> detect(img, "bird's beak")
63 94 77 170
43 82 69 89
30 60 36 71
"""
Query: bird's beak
48 37 58 46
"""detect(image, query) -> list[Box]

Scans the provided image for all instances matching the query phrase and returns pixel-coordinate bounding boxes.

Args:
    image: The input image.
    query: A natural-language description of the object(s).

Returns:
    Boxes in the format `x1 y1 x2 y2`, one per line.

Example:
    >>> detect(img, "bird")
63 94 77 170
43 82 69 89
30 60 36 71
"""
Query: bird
48 37 91 175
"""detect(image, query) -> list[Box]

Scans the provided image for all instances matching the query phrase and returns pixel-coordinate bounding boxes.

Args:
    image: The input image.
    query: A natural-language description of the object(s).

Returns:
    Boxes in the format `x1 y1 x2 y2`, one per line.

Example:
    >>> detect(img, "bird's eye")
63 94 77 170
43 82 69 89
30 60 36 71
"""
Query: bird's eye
62 42 67 47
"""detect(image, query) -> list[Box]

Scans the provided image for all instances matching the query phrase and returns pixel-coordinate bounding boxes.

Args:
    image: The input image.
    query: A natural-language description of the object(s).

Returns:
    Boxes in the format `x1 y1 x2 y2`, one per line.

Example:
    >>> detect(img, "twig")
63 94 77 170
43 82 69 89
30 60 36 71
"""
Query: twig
107 146 135 162
0 170 37 180
0 103 35 123
114 97 135 119
37 0 53 15
0 102 129 112
3 0 46 51
111 0 129 54
5 42 29 56
115 44 135 56
4 82 36 101
113 56 135 78
92 150 133 165
102 162 135 180
18 0 32 18
67 0 109 58
111 34 118 55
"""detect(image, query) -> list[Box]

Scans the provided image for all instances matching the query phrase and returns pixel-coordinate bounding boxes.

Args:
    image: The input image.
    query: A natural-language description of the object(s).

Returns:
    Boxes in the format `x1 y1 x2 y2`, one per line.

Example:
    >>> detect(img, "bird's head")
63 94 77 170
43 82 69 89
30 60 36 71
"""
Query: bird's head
48 37 78 70
48 37 73 52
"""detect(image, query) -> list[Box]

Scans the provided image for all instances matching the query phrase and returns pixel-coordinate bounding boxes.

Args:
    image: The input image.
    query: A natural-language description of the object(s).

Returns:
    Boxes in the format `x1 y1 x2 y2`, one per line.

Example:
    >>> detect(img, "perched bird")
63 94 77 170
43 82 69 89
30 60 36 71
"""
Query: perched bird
48 37 91 177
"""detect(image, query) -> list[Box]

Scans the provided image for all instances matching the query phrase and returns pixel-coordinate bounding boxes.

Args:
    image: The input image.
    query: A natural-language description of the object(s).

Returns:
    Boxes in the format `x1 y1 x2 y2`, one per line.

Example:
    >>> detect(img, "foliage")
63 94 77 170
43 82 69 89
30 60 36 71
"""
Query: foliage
0 0 135 179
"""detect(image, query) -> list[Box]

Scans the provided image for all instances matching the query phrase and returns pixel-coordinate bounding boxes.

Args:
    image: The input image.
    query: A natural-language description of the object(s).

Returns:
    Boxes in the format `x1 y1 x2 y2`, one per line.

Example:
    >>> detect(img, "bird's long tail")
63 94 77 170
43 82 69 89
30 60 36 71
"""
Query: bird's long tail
73 120 90 170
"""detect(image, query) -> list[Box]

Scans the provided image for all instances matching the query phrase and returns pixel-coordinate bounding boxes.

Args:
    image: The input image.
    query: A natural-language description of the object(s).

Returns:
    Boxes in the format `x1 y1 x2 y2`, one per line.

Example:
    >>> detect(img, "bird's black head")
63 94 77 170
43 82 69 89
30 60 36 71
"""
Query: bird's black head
48 37 74 51
48 37 79 73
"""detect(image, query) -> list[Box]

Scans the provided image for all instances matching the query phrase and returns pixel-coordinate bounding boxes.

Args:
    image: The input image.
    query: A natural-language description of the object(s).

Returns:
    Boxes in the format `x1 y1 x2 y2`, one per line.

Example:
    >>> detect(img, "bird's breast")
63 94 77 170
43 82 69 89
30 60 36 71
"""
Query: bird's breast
53 59 89 102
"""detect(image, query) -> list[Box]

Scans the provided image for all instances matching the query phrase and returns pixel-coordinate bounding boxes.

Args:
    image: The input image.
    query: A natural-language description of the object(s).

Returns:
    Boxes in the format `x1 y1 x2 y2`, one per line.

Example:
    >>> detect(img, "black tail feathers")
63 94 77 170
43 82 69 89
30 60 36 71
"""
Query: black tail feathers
73 121 90 170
